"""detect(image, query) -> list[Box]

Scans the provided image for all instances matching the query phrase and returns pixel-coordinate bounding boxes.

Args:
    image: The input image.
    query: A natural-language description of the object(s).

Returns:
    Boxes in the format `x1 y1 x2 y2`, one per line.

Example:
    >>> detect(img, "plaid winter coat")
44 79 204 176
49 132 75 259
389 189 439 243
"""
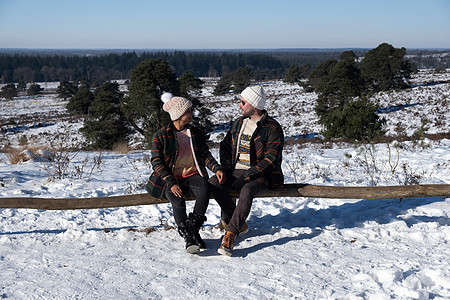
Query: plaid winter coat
220 111 284 188
145 123 222 200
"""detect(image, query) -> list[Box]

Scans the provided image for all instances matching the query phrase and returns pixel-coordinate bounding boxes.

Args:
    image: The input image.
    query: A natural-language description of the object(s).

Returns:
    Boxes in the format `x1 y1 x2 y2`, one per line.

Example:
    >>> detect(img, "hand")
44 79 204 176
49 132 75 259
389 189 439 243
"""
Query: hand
231 177 246 191
216 170 226 184
170 184 183 198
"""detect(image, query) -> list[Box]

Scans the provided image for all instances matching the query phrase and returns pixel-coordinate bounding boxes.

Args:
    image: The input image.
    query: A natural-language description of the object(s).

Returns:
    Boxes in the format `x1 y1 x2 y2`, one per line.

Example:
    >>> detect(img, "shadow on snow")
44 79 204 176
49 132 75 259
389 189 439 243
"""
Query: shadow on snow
233 195 448 257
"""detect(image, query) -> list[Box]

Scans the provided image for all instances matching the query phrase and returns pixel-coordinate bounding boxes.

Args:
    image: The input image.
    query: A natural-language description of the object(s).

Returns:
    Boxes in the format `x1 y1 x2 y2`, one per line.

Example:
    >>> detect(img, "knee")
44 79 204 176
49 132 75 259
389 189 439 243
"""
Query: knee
198 179 211 193
169 196 186 209
165 189 184 204
239 182 257 198
208 175 220 187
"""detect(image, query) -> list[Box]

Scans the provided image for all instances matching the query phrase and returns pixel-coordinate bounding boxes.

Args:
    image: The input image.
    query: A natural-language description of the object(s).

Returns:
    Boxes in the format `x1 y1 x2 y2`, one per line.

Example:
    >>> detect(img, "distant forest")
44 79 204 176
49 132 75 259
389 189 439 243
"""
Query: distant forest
0 48 448 84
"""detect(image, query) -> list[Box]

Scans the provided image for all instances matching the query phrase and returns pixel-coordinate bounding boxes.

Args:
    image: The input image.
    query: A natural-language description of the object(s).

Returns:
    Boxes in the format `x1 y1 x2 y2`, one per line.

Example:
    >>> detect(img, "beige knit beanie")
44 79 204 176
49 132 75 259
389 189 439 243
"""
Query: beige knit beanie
161 92 192 121
240 86 266 110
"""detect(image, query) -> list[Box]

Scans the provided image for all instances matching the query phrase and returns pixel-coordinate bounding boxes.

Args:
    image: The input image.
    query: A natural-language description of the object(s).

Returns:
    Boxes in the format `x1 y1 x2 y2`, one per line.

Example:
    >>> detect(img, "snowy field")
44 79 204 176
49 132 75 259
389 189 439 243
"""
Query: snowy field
0 70 450 299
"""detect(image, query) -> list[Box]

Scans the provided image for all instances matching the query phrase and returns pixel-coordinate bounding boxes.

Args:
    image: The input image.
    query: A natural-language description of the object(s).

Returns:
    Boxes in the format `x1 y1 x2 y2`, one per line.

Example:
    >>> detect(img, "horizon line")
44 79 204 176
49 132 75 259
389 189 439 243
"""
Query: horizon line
1 47 450 51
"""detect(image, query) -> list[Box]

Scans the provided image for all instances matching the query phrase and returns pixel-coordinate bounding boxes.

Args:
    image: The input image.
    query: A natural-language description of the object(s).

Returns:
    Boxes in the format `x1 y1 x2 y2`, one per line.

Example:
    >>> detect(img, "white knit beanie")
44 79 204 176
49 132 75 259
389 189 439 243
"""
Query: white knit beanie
240 86 266 110
161 92 192 121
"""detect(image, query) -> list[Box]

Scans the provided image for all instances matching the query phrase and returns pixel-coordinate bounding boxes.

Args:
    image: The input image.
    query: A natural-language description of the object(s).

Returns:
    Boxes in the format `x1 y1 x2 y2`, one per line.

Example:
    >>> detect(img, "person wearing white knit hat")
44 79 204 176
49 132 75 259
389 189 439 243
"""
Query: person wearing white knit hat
146 92 227 254
240 85 266 110
208 85 285 257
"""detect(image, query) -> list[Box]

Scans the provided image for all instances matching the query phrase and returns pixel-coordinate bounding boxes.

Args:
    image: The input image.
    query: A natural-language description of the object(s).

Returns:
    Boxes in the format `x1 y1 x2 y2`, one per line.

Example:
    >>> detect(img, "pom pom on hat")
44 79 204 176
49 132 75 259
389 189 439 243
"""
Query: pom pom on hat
240 86 266 110
162 93 192 121
161 92 174 103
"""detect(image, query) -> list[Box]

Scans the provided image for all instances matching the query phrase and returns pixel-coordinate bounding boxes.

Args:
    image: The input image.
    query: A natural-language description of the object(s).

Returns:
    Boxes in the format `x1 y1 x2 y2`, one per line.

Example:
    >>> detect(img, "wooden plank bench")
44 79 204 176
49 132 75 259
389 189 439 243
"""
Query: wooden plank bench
0 184 449 210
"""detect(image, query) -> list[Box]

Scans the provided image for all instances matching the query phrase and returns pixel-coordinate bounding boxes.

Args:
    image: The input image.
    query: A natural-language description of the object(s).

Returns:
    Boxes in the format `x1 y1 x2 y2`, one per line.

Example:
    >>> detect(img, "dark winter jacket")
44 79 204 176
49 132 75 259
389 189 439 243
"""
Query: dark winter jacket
146 123 222 200
220 111 284 188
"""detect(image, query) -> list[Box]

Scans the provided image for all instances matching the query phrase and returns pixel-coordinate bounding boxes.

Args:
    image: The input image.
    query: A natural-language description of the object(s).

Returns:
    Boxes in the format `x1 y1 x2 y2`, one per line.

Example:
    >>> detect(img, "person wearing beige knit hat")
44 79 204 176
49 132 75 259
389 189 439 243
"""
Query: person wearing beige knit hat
161 92 193 121
146 92 227 254
208 85 285 257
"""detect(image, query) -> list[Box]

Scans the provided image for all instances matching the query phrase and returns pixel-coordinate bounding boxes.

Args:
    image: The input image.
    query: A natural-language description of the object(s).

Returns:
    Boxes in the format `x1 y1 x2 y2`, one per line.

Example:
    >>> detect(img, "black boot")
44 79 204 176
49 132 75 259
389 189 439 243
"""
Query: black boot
177 221 200 254
189 213 207 249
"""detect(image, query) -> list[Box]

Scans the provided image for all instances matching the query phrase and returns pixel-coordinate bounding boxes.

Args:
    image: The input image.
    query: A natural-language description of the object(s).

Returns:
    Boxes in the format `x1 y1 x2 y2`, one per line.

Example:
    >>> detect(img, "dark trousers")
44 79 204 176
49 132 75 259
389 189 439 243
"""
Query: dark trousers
209 169 267 235
164 174 210 226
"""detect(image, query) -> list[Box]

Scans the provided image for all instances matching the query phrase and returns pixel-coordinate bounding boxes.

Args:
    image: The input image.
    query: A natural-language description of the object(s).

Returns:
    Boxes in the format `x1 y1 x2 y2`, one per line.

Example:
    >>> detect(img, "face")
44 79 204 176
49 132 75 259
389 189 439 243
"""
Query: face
239 97 257 118
178 108 193 124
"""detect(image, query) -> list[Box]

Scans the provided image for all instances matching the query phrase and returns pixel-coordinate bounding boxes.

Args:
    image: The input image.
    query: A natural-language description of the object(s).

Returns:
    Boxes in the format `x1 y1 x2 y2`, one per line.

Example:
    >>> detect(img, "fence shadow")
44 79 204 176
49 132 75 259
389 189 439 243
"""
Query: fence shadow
0 226 138 236
234 196 448 257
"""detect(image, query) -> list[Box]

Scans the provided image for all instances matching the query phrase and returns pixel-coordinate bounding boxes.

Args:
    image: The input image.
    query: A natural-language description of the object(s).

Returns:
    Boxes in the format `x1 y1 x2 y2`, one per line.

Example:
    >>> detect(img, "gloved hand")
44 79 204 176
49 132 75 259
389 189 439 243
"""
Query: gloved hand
231 177 246 191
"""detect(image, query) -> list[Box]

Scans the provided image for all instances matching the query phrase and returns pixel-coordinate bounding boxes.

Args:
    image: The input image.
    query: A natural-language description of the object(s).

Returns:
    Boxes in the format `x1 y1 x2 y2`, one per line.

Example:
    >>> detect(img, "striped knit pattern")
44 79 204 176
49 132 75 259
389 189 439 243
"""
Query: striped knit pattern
219 111 284 188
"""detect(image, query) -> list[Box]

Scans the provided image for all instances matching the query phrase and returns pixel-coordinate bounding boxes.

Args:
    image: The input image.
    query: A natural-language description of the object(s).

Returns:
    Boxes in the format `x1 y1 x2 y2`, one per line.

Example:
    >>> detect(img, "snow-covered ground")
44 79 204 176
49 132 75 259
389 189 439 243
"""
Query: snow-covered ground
0 71 449 299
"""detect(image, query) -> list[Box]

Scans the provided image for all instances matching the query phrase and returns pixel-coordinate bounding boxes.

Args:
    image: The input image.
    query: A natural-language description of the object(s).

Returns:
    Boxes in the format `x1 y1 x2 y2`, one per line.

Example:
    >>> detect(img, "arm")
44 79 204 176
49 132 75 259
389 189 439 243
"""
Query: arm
219 130 234 174
150 130 177 189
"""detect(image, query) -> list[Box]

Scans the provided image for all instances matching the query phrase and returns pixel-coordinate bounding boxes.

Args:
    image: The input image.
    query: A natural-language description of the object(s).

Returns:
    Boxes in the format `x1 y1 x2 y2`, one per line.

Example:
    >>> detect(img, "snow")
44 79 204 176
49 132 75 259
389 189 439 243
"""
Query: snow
1 71 450 299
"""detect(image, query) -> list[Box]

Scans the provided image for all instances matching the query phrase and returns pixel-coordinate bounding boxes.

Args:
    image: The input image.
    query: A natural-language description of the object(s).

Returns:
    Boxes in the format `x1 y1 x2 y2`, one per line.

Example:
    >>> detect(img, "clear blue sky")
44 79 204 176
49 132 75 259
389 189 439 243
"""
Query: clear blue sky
1 0 449 49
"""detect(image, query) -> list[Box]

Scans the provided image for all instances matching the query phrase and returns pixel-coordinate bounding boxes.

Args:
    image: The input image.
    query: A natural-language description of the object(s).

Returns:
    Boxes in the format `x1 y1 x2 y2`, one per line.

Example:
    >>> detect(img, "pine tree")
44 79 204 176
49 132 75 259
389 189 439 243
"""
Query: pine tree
315 58 365 121
179 72 213 136
313 54 385 141
360 43 413 91
124 59 180 144
66 88 94 114
283 64 302 83
322 98 386 140
307 59 337 90
232 67 252 93
27 83 44 96
80 82 130 149
213 74 233 96
0 83 18 99
57 81 78 100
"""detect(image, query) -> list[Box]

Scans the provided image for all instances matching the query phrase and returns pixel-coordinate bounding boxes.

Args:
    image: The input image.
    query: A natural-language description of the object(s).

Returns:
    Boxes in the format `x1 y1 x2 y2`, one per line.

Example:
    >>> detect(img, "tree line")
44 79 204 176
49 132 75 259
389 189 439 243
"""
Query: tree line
1 48 447 85
0 51 287 84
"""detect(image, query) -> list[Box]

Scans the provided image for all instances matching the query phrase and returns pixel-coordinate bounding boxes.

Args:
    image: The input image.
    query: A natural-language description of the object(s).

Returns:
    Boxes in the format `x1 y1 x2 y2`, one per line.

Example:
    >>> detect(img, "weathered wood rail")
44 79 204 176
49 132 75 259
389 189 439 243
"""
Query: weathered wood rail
0 184 449 210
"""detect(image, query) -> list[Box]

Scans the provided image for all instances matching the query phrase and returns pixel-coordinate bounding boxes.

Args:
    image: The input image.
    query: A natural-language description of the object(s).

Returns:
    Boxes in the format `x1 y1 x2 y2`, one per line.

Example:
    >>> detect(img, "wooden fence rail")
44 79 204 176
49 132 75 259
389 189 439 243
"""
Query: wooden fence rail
0 184 449 210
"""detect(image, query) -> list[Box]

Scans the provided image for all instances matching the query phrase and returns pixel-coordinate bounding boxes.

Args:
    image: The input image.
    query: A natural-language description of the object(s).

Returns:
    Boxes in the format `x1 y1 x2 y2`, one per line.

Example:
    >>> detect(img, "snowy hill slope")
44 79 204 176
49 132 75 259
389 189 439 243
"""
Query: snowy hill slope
0 70 449 299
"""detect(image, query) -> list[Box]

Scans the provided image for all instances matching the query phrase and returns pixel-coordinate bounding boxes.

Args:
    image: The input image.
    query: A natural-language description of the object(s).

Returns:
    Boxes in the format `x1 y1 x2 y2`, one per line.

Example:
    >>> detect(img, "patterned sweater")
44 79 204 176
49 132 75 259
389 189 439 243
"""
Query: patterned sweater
220 111 284 188
146 123 222 200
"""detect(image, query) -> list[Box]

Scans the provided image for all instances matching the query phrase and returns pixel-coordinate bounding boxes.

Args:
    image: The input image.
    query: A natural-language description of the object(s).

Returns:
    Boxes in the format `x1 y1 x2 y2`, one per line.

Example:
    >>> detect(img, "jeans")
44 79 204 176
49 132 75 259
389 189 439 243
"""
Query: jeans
164 174 210 226
209 169 267 235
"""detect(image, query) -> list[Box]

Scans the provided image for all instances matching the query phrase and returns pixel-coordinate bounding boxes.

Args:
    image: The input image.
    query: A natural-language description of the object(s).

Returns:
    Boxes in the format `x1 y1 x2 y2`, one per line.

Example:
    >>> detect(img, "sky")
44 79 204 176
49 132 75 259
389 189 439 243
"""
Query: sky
0 0 449 50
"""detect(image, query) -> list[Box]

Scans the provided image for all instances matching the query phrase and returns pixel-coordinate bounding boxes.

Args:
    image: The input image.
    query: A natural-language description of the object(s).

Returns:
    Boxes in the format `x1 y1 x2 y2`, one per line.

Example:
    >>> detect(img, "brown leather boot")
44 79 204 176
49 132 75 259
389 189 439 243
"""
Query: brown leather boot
217 231 236 257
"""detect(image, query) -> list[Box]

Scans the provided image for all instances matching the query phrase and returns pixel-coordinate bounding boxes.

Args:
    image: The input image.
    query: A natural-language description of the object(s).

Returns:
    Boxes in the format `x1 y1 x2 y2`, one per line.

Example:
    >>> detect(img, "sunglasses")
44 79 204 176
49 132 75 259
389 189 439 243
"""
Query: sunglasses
240 100 247 106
